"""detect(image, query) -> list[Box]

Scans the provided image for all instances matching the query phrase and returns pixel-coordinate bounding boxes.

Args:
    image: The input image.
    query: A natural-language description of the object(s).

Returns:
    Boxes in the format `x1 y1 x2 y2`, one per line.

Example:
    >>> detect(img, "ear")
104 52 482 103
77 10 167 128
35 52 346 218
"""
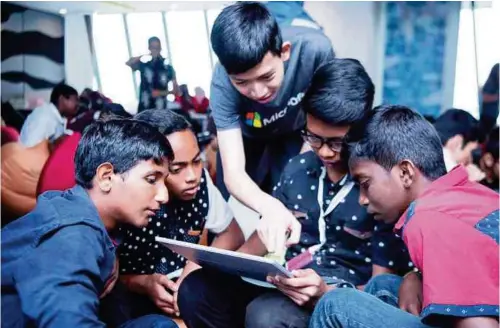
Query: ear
446 135 463 152
281 42 292 62
398 160 417 189
95 162 115 193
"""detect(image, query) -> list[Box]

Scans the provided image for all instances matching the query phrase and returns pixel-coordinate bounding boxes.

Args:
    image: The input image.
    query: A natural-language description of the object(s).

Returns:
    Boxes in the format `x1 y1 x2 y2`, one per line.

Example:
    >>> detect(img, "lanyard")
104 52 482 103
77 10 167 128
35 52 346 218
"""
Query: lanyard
316 167 354 247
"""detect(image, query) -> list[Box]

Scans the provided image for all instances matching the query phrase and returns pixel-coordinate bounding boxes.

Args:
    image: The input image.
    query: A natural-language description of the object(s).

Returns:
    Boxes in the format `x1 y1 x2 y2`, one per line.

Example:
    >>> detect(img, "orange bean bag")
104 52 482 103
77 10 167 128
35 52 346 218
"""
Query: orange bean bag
1 140 50 225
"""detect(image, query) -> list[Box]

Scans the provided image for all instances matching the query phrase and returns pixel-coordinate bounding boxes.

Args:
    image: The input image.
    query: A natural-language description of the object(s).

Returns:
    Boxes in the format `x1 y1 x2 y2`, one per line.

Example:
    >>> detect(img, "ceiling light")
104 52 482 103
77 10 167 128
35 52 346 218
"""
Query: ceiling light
59 8 67 15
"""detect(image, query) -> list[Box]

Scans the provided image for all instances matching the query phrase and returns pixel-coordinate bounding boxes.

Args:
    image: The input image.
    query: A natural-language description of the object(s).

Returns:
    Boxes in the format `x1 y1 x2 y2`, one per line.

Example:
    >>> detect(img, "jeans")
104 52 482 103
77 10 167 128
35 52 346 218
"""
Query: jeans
100 282 178 328
177 268 310 328
309 288 432 328
364 274 403 308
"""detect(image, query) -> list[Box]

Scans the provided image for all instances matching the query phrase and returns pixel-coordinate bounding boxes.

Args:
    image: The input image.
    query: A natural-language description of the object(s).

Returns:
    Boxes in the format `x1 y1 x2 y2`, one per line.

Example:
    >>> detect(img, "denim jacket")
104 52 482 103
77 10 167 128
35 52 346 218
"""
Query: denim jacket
1 185 117 327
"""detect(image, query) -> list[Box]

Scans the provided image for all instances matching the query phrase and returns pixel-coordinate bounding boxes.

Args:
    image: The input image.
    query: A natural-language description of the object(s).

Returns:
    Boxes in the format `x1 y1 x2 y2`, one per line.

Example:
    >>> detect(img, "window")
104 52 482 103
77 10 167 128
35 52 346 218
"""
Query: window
126 12 169 97
92 7 222 111
453 1 499 118
92 14 136 111
165 10 213 95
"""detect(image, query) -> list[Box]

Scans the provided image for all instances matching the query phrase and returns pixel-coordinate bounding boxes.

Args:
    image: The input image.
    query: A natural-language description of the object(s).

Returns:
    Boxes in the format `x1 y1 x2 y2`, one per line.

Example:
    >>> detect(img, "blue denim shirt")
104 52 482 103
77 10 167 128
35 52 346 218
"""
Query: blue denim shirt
1 185 116 327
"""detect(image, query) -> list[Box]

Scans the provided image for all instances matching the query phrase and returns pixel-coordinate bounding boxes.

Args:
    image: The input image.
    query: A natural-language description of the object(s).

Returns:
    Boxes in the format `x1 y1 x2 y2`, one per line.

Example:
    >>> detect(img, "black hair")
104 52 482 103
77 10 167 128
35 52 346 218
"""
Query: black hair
134 109 192 136
485 126 499 160
75 119 174 189
344 105 447 181
211 1 282 74
423 115 436 124
148 36 161 45
303 58 375 126
50 83 78 106
433 108 480 146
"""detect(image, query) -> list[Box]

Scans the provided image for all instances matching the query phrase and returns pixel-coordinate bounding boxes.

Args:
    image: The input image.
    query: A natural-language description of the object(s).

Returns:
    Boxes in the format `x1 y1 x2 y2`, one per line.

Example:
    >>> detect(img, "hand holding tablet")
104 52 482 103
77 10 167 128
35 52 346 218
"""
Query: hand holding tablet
155 237 293 287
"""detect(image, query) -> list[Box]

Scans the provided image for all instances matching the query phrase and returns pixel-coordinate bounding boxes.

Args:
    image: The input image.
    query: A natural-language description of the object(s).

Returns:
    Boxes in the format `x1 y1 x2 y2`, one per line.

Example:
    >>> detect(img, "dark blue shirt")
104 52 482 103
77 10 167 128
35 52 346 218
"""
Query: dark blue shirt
1 186 118 327
273 151 413 286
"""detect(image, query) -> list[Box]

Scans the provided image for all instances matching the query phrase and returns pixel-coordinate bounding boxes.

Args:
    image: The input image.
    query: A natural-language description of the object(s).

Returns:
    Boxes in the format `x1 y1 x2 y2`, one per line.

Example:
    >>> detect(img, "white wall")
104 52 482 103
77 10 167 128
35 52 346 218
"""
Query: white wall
64 14 94 93
305 1 384 104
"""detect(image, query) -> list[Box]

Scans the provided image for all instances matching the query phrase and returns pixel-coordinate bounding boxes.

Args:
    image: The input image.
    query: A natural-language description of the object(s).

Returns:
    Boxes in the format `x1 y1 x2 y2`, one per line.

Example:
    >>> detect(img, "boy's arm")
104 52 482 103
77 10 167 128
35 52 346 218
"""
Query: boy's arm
203 171 245 251
403 210 499 326
19 110 58 148
13 225 107 328
233 165 301 258
125 55 142 71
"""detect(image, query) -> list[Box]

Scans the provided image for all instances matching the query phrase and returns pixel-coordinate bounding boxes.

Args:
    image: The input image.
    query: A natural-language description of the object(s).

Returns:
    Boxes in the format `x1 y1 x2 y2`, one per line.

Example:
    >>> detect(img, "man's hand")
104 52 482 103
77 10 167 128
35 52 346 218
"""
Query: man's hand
144 273 178 315
257 198 301 253
267 269 331 307
398 272 423 316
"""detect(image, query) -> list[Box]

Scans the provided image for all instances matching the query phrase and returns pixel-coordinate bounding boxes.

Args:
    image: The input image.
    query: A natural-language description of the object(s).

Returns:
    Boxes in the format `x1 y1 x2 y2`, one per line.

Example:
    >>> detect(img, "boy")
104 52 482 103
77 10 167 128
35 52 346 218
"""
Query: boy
479 126 499 192
210 2 335 253
118 110 247 318
20 83 79 147
309 105 499 328
2 119 177 328
433 108 480 172
177 59 412 328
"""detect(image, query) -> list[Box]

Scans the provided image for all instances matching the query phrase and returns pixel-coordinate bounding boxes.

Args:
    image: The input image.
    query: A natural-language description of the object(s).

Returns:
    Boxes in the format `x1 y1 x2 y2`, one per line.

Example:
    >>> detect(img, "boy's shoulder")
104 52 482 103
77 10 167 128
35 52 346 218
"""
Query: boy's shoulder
2 186 109 263
281 151 323 180
282 25 332 49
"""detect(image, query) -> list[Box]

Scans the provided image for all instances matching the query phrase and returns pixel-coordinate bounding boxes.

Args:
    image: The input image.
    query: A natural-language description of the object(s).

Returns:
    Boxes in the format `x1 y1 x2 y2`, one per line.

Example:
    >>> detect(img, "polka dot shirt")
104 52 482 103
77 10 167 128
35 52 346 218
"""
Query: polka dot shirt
118 171 211 275
274 151 413 286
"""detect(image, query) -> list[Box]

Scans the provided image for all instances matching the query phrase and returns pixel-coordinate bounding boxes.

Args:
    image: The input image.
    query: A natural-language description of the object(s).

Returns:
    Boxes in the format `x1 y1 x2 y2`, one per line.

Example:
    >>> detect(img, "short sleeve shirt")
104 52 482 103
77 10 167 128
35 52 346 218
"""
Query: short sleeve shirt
119 170 233 275
211 26 335 139
273 152 413 286
133 56 176 111
395 166 499 325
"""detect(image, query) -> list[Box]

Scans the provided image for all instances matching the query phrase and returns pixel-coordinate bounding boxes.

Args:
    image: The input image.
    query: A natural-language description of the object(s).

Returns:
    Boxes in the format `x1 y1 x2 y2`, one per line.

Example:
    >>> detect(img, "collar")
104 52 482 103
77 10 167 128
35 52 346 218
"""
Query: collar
394 166 468 232
48 103 66 124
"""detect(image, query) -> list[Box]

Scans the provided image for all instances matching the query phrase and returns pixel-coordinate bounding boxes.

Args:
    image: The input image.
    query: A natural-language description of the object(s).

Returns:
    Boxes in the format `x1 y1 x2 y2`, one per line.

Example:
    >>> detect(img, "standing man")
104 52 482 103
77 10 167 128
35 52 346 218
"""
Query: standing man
126 37 179 112
210 2 335 253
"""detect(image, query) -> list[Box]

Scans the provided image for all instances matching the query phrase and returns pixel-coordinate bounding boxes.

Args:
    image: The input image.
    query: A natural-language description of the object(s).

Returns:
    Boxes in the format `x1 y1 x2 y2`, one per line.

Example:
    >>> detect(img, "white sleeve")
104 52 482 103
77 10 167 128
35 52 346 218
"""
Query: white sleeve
204 171 234 234
19 109 57 147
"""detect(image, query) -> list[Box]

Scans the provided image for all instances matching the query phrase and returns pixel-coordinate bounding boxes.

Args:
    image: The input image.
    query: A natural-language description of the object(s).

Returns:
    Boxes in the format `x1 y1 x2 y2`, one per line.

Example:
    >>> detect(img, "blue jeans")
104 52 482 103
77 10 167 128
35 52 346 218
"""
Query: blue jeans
364 274 403 308
309 274 432 328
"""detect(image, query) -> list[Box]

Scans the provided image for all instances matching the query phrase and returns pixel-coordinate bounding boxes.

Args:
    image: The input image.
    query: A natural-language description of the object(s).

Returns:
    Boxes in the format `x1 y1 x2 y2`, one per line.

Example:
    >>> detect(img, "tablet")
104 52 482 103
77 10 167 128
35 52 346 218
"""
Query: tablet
155 237 293 286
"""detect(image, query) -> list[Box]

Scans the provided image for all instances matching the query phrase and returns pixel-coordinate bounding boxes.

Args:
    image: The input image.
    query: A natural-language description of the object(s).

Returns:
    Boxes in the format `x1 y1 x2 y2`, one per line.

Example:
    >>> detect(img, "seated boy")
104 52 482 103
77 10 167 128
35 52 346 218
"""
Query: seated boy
433 108 481 174
117 110 247 318
1 119 178 328
479 126 499 192
176 59 412 328
309 105 499 328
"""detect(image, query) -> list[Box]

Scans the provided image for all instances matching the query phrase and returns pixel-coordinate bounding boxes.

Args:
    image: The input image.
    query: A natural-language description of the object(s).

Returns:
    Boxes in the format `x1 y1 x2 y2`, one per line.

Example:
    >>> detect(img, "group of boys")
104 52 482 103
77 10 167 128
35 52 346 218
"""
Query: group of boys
2 2 498 328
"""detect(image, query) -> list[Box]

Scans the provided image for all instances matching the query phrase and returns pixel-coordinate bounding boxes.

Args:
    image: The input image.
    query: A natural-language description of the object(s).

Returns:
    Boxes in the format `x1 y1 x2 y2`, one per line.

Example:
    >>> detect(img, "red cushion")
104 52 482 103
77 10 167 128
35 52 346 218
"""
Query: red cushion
37 133 81 196
1 126 20 146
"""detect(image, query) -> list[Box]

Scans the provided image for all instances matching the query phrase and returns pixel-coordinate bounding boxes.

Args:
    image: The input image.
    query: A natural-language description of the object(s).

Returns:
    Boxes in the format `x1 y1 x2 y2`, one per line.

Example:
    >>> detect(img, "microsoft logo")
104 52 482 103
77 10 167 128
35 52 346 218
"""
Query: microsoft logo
245 112 262 128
